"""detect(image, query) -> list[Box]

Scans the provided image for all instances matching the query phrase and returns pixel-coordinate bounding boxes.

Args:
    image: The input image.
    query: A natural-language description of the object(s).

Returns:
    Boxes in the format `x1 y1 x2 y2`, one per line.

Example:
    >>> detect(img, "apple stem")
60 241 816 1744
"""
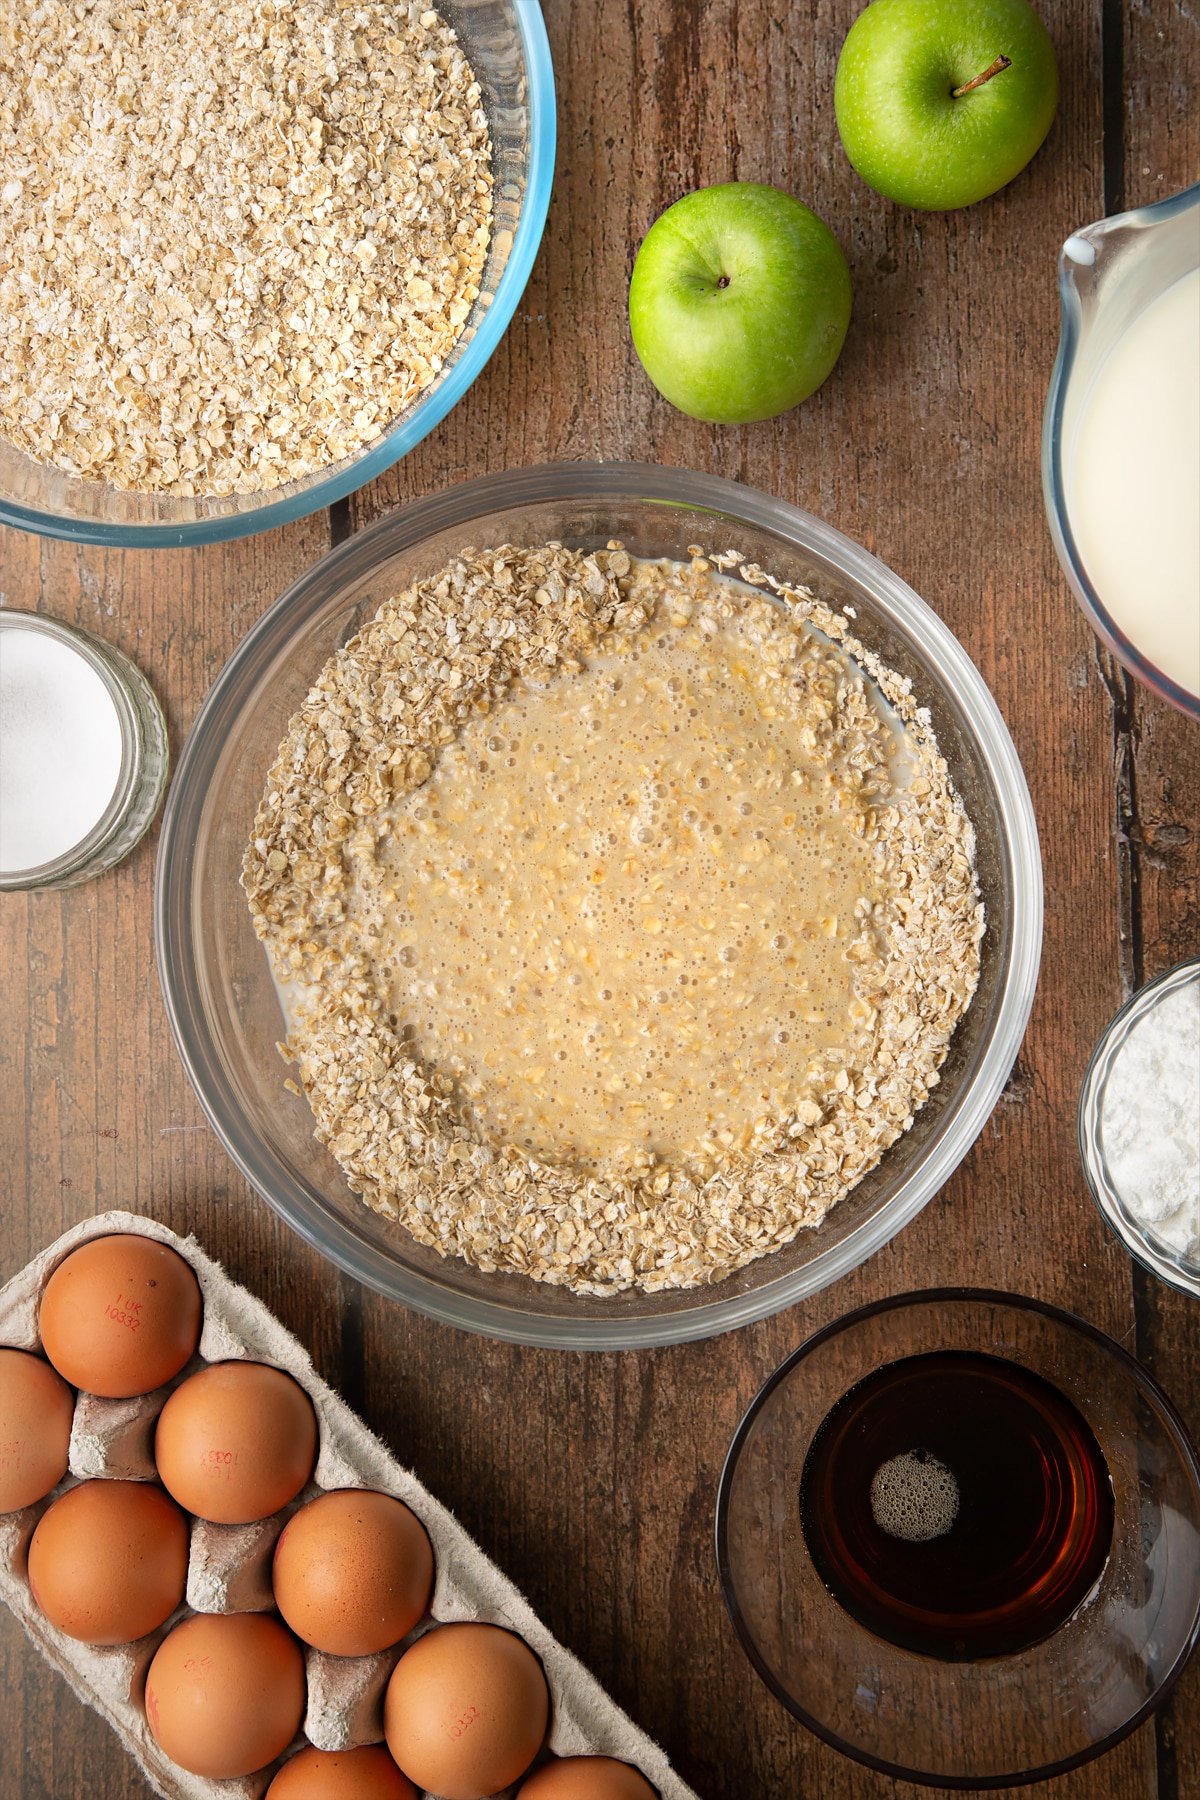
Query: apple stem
952 54 1012 97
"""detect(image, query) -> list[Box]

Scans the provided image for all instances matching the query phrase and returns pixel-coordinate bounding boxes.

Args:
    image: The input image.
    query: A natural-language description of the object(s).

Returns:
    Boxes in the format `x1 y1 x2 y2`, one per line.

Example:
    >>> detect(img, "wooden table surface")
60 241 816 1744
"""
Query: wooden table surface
2 3 1197 1796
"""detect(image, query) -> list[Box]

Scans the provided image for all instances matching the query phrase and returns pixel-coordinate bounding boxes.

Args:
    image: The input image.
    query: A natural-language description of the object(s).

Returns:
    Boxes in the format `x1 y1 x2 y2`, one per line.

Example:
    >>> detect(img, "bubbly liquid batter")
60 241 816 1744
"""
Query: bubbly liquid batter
367 605 901 1177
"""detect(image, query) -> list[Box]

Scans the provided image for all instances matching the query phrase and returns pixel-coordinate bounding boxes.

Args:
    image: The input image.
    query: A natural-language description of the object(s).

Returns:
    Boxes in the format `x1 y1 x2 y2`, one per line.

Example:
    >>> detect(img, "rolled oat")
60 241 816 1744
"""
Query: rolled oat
0 1 492 495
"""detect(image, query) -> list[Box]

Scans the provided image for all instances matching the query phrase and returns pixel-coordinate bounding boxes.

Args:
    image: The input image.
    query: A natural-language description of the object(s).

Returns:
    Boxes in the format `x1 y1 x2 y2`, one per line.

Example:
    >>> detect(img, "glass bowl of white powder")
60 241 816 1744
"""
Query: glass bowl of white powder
1079 959 1200 1298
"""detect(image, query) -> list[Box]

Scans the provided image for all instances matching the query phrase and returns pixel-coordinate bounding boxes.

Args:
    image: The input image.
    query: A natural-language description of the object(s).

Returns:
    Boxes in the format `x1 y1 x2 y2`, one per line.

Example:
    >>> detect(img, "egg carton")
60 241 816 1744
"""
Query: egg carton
0 1211 699 1800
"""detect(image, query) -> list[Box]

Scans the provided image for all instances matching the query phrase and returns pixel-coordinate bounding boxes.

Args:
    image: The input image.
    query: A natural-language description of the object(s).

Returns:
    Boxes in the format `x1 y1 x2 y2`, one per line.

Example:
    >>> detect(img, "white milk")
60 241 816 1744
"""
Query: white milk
1067 266 1200 698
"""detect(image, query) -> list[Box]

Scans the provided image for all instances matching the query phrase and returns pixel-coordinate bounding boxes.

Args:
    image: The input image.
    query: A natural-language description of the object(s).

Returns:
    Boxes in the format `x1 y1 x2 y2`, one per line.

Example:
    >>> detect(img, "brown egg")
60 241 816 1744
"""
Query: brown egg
145 1612 305 1779
39 1235 202 1399
27 1478 188 1645
385 1622 549 1800
155 1361 318 1523
0 1348 74 1512
265 1744 417 1799
518 1756 659 1799
273 1488 433 1656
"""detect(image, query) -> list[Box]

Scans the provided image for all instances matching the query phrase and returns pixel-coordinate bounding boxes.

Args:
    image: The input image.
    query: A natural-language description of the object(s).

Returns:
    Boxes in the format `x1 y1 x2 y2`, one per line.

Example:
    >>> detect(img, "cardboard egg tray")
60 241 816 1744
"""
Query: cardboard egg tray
0 1211 699 1800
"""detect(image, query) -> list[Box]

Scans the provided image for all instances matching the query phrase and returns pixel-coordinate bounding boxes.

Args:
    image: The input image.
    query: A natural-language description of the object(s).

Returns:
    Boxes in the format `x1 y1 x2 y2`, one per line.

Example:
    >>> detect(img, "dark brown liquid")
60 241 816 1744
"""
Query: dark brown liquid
799 1351 1114 1660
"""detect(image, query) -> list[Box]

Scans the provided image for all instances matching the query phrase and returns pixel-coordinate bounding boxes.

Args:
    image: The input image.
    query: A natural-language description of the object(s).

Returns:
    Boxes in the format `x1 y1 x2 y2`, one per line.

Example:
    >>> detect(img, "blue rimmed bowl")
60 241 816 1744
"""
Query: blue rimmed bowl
1042 181 1200 719
0 1 555 548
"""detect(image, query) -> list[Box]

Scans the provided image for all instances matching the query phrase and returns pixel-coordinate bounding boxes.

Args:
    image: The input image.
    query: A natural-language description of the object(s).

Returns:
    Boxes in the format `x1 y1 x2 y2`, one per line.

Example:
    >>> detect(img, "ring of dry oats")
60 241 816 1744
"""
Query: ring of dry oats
244 544 983 1296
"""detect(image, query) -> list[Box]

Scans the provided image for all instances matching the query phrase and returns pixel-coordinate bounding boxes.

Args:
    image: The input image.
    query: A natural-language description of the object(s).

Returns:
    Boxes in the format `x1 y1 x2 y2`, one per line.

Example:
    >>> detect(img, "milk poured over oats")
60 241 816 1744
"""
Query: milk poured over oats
373 607 896 1179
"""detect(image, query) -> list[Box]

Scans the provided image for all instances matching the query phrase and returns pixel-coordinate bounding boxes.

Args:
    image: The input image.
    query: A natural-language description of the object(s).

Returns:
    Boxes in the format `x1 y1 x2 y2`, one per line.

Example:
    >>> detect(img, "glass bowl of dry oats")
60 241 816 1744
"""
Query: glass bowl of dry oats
0 1 553 546
155 462 1043 1348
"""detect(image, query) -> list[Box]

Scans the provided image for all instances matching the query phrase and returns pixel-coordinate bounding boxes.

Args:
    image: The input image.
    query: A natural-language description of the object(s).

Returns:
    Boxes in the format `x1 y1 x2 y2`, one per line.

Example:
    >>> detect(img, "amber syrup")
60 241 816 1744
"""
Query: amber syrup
799 1350 1114 1660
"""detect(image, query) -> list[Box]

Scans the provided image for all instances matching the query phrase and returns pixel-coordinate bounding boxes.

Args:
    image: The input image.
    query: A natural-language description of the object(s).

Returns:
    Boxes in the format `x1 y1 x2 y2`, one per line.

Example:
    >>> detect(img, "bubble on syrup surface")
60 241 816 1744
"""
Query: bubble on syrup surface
870 1450 959 1544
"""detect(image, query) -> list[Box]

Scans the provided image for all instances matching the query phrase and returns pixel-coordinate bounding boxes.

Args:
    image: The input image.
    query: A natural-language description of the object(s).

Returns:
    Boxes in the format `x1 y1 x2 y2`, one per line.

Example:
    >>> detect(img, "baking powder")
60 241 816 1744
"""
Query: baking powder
1100 980 1200 1261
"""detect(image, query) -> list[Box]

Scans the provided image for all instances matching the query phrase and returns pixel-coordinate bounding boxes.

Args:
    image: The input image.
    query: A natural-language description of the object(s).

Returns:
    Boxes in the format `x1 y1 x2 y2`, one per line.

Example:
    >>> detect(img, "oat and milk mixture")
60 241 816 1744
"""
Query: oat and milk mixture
0 1 492 495
379 624 889 1181
245 545 983 1294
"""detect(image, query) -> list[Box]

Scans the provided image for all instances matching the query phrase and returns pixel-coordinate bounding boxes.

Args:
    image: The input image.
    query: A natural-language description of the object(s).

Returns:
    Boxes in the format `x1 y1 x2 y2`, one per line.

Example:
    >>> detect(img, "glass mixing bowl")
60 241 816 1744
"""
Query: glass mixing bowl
716 1290 1200 1788
0 1 554 548
155 463 1043 1348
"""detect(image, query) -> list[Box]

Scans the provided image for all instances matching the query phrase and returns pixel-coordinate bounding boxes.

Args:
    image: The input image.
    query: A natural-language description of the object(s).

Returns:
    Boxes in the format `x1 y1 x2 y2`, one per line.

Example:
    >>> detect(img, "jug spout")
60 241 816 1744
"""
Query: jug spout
1043 182 1200 719
1057 182 1199 343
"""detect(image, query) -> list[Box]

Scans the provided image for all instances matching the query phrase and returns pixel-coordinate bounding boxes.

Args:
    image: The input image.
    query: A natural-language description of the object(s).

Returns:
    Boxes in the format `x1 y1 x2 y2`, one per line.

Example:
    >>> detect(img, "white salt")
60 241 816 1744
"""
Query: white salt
1100 981 1200 1263
0 621 124 874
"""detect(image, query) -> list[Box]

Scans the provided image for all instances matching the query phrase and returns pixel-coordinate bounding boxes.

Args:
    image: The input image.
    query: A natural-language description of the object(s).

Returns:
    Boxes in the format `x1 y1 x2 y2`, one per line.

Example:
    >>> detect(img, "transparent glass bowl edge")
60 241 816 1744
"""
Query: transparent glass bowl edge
1078 957 1200 1301
154 462 1043 1349
0 1 556 548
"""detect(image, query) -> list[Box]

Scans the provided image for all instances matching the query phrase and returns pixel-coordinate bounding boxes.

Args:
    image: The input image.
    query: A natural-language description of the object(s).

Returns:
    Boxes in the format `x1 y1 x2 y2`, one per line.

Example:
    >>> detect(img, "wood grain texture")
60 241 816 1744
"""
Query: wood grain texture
0 3 1196 1797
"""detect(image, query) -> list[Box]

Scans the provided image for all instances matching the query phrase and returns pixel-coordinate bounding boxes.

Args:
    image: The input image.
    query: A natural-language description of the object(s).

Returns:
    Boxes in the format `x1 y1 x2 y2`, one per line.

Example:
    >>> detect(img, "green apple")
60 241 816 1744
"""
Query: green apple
835 0 1059 211
628 183 852 425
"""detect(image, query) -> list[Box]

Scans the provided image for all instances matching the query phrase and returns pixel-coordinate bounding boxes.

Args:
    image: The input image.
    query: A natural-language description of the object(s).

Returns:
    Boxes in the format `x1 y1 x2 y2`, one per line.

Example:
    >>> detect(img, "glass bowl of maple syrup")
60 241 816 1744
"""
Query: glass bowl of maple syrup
716 1289 1200 1788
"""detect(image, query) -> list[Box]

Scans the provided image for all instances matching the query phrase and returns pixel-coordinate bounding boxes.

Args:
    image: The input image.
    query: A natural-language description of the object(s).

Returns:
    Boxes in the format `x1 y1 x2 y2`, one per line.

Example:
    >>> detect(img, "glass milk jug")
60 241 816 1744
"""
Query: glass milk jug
1043 182 1200 719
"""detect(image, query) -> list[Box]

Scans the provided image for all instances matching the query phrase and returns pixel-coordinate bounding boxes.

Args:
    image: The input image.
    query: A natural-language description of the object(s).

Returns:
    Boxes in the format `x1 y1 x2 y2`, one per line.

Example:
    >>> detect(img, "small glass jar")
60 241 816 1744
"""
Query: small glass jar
1078 957 1200 1299
0 613 169 891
